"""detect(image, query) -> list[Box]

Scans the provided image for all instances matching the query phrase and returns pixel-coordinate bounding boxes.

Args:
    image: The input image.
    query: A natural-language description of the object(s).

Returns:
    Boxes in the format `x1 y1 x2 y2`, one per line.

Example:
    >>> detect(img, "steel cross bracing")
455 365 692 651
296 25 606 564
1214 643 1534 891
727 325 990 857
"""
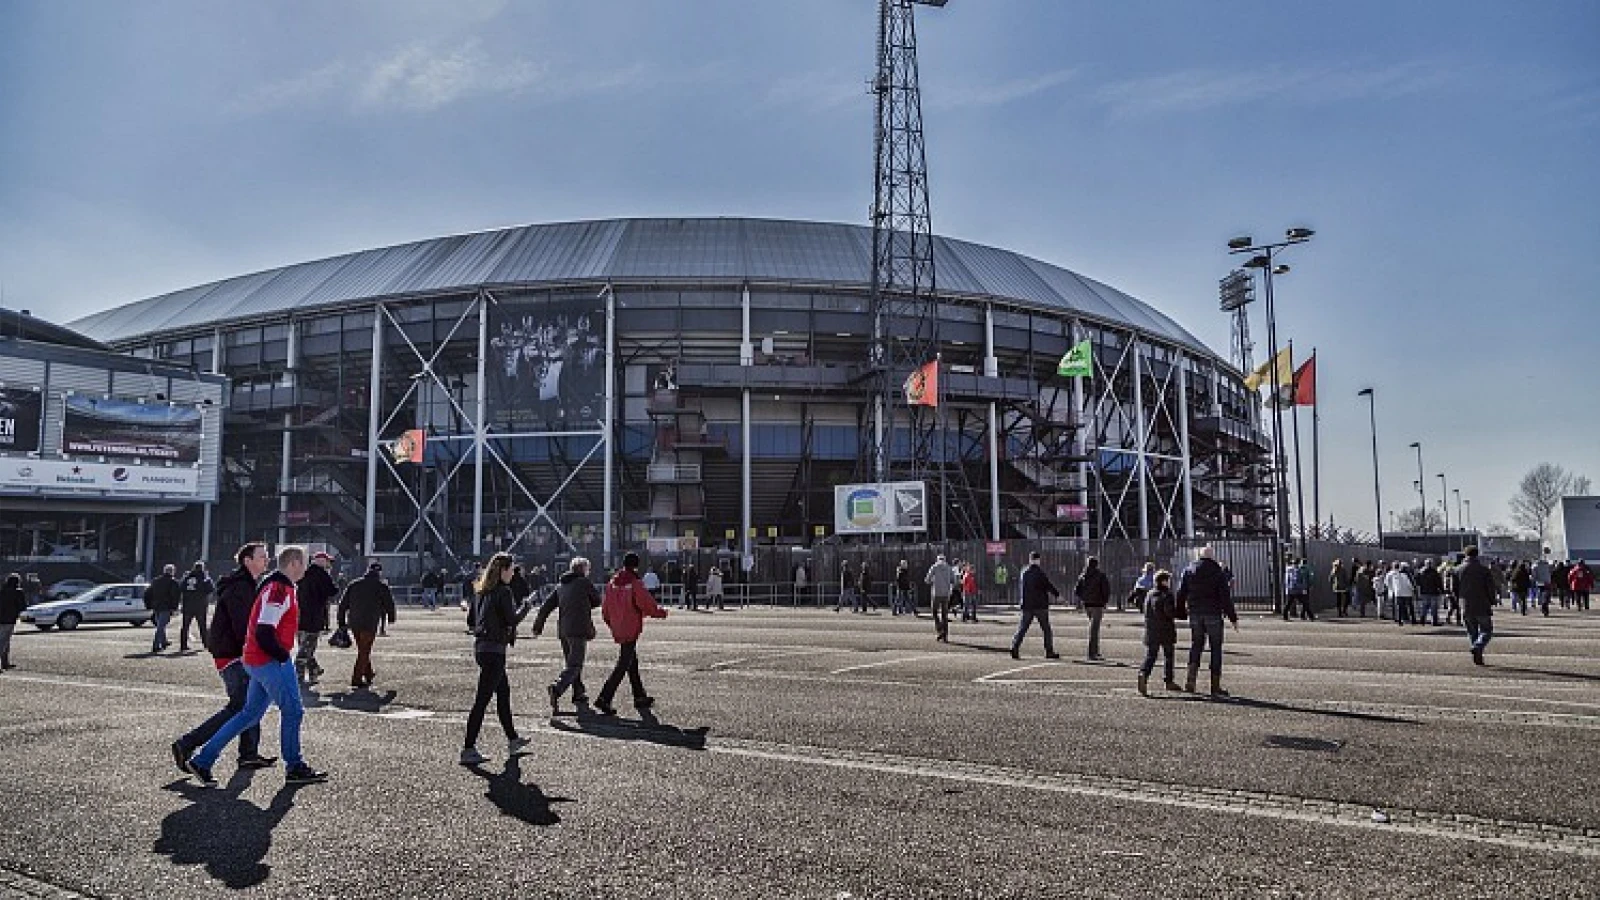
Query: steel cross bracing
1082 335 1187 542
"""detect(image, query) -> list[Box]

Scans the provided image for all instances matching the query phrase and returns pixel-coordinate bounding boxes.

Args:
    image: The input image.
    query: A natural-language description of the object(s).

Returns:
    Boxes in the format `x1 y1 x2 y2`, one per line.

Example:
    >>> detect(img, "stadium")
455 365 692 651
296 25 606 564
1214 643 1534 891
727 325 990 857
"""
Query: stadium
66 217 1273 572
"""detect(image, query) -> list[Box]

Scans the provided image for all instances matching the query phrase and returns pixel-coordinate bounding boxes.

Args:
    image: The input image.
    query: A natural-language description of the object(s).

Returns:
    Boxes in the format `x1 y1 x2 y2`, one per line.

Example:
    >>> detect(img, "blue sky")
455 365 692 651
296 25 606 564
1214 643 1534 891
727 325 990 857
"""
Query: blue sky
2 0 1596 535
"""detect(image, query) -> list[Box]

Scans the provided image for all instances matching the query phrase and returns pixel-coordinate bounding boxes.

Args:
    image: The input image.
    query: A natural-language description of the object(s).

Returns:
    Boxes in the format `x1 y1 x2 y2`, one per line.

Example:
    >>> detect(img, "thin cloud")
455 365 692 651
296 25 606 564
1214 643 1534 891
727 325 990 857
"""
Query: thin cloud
1094 60 1463 118
761 71 869 114
929 68 1077 111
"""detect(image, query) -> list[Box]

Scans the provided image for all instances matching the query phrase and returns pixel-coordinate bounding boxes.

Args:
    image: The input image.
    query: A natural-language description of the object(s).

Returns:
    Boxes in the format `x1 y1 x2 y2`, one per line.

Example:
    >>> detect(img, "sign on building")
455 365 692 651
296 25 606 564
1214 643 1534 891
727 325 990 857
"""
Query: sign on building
0 458 200 497
63 394 203 462
834 481 928 535
0 387 43 453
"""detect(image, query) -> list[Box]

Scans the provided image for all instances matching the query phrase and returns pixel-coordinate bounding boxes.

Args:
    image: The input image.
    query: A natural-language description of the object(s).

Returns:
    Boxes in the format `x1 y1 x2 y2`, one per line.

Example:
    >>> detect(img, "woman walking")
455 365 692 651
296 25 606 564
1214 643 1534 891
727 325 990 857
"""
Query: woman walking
461 552 534 767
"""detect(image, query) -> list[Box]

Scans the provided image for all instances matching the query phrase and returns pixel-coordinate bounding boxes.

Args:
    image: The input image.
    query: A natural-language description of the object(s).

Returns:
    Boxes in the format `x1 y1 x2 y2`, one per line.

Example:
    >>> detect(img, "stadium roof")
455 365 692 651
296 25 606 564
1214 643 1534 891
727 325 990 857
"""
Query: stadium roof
68 217 1217 358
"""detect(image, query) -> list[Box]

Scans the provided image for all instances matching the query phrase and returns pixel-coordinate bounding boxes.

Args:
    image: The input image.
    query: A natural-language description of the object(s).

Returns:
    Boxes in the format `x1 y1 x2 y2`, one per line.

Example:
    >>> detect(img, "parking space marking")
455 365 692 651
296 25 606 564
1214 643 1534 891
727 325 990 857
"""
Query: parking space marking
974 661 1066 682
829 654 945 675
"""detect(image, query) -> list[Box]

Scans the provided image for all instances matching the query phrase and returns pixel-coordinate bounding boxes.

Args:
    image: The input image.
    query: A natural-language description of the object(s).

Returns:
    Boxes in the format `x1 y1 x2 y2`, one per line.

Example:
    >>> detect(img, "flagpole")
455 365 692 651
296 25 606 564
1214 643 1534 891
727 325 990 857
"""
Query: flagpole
1311 347 1320 538
937 353 947 546
1288 339 1308 558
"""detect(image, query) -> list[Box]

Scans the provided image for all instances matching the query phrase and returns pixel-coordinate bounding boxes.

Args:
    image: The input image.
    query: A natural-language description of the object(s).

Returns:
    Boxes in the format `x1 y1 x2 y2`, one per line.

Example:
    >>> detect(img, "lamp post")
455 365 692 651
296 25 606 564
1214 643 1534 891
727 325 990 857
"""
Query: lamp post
1230 226 1314 610
1453 488 1464 536
1464 498 1472 532
1358 388 1383 548
1437 472 1450 537
1408 441 1426 532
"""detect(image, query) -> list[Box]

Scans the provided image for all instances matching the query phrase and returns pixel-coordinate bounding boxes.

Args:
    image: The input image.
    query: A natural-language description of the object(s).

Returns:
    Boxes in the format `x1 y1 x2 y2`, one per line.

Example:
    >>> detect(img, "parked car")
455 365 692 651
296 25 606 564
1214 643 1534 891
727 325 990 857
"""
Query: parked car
19 584 150 631
43 579 100 602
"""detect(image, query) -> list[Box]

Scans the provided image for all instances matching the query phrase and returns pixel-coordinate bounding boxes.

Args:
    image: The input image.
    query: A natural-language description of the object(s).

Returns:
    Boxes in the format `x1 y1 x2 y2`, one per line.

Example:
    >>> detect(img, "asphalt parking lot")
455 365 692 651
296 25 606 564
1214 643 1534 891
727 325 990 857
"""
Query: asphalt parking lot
2 602 1597 899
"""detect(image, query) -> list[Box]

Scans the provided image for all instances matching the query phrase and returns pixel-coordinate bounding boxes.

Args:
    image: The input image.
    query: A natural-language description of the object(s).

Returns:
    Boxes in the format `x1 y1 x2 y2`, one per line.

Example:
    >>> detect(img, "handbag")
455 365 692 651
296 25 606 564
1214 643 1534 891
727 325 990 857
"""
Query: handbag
328 626 352 649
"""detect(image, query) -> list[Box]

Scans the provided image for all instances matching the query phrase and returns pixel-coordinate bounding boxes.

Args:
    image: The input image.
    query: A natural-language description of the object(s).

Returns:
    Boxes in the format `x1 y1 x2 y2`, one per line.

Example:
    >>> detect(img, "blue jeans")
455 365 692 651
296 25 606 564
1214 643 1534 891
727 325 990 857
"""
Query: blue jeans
1011 608 1055 655
151 610 172 651
192 659 304 770
1465 615 1493 652
962 593 978 620
1188 615 1225 674
1419 595 1441 626
178 661 262 760
1084 607 1105 657
552 637 588 699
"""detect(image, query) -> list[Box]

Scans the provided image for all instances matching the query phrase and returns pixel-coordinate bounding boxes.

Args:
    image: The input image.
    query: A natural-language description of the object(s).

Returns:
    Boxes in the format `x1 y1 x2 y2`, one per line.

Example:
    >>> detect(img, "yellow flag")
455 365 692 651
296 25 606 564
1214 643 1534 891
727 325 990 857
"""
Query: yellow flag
1243 347 1293 392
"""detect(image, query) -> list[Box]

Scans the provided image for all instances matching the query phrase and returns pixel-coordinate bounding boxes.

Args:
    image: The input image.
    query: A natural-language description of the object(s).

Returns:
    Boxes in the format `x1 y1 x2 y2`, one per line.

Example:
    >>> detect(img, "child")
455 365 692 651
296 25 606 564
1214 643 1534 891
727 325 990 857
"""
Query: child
1138 570 1180 696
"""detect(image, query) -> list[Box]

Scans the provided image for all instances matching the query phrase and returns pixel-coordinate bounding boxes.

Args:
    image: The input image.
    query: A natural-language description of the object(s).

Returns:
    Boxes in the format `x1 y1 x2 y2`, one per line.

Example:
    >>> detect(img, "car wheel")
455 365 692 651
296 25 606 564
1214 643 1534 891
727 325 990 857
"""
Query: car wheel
57 611 83 631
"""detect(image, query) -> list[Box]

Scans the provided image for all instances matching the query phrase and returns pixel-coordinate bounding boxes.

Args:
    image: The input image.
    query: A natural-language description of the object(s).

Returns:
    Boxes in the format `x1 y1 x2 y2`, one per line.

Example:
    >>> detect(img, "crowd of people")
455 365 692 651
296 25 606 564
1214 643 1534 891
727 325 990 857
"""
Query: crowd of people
1323 553 1593 624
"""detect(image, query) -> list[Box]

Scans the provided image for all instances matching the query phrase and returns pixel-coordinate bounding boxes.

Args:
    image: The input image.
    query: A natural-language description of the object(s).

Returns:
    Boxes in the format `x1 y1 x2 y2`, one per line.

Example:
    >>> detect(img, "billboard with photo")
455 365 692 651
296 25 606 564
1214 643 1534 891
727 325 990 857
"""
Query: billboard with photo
486 296 607 433
0 387 43 453
834 481 928 535
63 394 203 462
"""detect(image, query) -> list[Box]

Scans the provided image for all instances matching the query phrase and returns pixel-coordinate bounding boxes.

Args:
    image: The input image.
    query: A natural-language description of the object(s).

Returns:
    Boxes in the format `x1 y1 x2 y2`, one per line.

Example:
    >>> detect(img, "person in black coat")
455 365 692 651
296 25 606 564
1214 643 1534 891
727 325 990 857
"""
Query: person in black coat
337 564 396 690
1 572 27 669
1137 571 1180 695
177 562 215 653
1073 557 1111 661
1177 546 1239 696
143 565 183 653
1455 545 1497 665
172 543 274 770
1010 552 1061 660
294 552 339 684
532 557 602 712
462 552 535 766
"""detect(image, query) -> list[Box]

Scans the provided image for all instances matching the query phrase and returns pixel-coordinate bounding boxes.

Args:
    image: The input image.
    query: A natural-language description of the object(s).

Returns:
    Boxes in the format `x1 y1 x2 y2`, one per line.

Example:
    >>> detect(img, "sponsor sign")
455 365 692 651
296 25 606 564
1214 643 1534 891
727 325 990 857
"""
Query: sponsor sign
0 458 200 496
1055 503 1089 522
645 536 699 553
64 394 203 462
0 387 43 453
486 297 607 433
834 481 928 535
1561 496 1600 563
986 541 1007 556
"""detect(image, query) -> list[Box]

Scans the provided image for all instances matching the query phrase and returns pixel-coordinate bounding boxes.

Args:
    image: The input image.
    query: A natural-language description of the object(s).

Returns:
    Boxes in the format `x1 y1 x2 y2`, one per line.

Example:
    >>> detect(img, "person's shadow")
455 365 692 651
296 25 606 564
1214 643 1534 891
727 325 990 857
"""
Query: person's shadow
302 688 399 712
154 773 304 889
554 708 710 750
466 755 574 826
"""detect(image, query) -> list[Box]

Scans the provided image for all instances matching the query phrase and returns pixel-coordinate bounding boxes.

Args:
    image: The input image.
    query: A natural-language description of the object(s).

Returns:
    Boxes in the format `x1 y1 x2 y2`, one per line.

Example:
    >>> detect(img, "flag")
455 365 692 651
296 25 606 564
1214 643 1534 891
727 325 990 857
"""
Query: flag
1057 339 1093 378
1293 356 1316 406
1243 346 1293 392
389 428 425 464
904 360 939 408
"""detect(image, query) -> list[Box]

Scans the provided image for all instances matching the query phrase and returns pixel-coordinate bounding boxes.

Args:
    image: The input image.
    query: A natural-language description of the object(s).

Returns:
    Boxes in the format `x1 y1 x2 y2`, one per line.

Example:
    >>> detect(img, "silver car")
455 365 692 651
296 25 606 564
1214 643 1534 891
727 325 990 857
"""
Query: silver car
18 583 151 631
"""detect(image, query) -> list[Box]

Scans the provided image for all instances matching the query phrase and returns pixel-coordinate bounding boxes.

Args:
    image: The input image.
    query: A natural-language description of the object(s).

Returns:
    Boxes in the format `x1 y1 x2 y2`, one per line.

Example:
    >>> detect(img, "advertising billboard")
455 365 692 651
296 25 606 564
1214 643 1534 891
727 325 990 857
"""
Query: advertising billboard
0 387 43 453
63 395 203 462
834 481 928 535
486 297 607 433
0 458 200 497
1561 496 1600 563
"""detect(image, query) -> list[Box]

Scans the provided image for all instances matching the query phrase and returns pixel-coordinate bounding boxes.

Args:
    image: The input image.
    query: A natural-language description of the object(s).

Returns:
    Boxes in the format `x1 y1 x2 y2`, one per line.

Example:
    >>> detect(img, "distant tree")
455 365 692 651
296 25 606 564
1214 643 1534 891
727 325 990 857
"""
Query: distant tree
1510 463 1591 543
1396 506 1444 532
1482 522 1524 537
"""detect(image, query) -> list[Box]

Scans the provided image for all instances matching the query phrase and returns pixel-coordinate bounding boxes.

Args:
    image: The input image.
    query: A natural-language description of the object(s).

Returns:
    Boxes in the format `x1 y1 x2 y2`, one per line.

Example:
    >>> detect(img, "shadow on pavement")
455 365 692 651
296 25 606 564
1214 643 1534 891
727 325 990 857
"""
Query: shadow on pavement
946 641 1012 654
303 687 400 712
1485 666 1600 684
1215 695 1418 725
154 775 306 889
552 708 710 750
467 755 574 826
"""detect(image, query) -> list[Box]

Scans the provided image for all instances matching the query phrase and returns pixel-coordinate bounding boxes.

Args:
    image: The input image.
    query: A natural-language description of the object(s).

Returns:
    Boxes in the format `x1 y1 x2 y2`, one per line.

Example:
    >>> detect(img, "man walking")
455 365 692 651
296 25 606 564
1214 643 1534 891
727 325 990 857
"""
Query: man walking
1177 546 1239 697
177 562 214 653
295 551 339 685
533 557 602 713
1415 559 1445 627
420 567 443 611
185 544 328 786
1009 552 1060 660
1 573 26 670
1456 545 1497 666
925 554 954 642
338 562 396 690
594 551 669 716
1386 562 1417 626
171 544 277 775
1073 557 1111 661
1532 554 1553 616
893 560 913 616
142 564 182 653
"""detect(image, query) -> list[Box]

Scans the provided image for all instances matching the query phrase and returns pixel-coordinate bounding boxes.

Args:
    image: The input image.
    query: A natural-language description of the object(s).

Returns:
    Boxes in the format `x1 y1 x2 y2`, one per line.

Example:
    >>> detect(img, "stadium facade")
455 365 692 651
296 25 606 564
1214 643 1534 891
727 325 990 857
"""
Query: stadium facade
67 217 1273 571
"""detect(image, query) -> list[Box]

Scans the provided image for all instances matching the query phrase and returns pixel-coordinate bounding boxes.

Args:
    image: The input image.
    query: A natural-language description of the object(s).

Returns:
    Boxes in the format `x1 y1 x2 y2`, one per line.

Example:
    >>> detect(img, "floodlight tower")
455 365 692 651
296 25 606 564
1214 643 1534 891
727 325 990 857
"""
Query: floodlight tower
866 0 969 538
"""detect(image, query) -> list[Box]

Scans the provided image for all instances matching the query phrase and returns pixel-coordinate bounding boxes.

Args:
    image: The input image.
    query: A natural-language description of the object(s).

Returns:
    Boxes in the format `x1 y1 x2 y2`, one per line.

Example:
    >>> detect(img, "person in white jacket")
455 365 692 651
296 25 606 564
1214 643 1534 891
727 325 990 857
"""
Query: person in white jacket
705 566 725 611
1385 562 1417 626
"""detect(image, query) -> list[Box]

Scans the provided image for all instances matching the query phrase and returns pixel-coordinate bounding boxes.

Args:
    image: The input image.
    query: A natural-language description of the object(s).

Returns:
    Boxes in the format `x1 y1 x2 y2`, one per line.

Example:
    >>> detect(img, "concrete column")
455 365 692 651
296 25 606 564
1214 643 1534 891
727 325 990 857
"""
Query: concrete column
278 318 298 547
602 286 617 565
473 294 489 557
983 304 1000 539
364 308 384 557
1133 339 1150 546
741 388 752 565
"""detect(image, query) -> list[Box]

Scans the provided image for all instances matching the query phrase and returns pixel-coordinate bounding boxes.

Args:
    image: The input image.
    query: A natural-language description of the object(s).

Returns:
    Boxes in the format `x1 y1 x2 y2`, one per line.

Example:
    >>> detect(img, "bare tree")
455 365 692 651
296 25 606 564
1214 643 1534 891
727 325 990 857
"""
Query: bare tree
1482 521 1525 537
1396 506 1444 532
1510 463 1591 542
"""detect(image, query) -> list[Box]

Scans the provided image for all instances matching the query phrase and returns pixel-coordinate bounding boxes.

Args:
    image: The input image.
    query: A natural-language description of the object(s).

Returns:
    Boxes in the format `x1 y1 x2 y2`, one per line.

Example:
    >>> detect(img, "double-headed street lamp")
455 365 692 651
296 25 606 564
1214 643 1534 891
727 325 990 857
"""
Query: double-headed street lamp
1437 472 1450 536
1453 488 1464 536
1408 441 1427 532
1358 388 1383 547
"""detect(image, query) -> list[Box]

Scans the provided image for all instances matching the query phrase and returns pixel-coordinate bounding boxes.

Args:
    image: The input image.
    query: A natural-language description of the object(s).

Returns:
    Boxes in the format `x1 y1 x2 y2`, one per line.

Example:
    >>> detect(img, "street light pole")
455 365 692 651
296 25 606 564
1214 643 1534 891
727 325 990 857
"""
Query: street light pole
1409 441 1426 532
1453 488 1464 537
1358 388 1382 549
1437 472 1450 538
1464 498 1472 532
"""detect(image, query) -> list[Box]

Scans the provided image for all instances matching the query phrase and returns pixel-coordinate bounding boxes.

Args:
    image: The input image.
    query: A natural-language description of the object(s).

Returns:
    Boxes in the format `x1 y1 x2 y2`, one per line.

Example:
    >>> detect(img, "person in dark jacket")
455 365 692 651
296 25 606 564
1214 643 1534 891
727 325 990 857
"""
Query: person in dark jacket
171 544 275 773
857 563 873 614
337 563 396 690
1176 546 1239 696
1 572 27 670
1137 570 1181 696
294 552 339 684
893 560 913 616
143 564 182 653
420 567 444 611
683 564 700 611
509 565 532 604
1073 557 1111 661
177 562 215 653
532 557 601 713
1010 552 1061 660
1415 559 1445 627
462 552 534 766
1456 546 1497 666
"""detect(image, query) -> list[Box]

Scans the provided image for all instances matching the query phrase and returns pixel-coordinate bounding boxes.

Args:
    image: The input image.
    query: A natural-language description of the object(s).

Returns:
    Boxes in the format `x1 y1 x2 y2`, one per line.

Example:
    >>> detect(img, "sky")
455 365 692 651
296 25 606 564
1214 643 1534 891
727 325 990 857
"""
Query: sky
1 0 1596 537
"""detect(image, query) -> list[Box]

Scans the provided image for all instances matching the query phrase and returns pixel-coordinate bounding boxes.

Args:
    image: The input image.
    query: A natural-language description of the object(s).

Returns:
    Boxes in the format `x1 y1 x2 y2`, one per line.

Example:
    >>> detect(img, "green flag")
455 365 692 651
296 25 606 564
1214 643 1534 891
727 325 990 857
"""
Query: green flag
1057 340 1092 377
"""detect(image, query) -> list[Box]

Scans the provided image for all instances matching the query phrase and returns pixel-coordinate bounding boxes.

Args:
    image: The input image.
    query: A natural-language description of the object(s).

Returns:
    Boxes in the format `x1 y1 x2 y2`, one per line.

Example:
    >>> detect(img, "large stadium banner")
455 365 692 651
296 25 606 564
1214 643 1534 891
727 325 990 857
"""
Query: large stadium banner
0 458 199 497
834 481 929 535
63 394 203 462
486 297 607 433
0 387 43 453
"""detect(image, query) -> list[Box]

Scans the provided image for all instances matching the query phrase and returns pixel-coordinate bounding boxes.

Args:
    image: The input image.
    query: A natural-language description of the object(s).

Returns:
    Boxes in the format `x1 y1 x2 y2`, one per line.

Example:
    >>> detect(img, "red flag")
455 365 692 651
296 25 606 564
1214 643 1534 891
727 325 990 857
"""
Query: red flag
1293 357 1316 406
903 360 939 408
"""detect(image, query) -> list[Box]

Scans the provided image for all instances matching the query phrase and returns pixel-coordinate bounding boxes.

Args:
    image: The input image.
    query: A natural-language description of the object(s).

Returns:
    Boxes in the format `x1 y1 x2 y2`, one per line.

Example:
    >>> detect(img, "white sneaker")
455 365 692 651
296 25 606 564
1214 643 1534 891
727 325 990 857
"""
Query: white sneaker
459 747 488 766
507 737 532 757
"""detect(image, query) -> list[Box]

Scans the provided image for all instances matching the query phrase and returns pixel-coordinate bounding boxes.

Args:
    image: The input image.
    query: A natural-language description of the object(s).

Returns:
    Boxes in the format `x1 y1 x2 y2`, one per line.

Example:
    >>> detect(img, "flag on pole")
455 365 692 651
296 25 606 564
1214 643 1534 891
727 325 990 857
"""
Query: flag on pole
1057 339 1093 377
1293 356 1316 406
389 428 425 464
904 360 939 408
1243 346 1293 392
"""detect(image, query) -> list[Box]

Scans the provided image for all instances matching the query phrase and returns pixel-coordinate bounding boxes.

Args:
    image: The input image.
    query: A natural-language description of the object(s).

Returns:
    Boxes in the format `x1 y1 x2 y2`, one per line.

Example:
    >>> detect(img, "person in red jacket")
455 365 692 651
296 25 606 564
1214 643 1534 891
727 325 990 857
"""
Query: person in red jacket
594 551 668 716
1571 561 1594 612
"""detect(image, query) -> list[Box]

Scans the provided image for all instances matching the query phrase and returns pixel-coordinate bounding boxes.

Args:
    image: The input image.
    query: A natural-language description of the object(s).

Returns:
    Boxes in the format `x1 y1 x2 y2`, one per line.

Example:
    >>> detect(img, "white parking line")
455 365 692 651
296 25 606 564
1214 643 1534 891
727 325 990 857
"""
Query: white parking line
974 661 1065 682
829 654 945 675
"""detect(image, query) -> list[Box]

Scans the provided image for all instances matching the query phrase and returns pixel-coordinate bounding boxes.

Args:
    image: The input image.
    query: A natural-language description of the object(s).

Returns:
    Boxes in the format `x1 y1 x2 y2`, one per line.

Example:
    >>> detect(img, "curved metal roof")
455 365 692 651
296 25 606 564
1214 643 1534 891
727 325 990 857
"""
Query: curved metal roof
67 217 1216 357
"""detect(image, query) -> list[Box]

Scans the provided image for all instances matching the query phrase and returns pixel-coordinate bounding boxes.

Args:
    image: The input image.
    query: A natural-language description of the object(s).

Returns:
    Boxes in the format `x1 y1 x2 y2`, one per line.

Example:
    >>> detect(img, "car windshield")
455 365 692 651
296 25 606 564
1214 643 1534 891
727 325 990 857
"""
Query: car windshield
76 586 128 602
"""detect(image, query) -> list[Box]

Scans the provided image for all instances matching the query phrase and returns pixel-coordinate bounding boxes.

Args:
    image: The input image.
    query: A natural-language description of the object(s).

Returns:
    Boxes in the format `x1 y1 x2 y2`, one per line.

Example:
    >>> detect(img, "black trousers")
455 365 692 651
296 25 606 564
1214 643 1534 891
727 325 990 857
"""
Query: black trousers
465 650 517 749
179 607 208 651
597 641 647 704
